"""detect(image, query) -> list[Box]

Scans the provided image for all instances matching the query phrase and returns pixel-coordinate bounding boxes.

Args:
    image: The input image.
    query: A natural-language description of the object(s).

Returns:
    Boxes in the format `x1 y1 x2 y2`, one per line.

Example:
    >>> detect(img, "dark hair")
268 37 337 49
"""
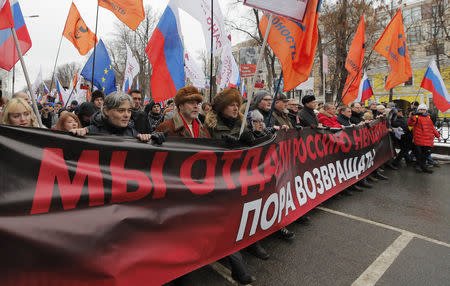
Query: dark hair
338 106 350 114
91 90 105 102
128 90 141 96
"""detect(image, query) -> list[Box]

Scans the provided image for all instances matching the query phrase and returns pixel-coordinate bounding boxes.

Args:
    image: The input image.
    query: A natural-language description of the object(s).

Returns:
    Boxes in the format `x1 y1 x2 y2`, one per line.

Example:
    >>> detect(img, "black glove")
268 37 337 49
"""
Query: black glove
239 130 254 145
222 134 239 146
261 127 276 136
294 124 303 130
151 131 167 145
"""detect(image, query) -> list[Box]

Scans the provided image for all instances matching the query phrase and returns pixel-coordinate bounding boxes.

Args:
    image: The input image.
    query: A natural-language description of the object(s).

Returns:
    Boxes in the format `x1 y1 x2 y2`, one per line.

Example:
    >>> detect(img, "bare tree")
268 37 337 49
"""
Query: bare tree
423 0 449 71
56 62 81 88
320 0 384 103
107 6 159 99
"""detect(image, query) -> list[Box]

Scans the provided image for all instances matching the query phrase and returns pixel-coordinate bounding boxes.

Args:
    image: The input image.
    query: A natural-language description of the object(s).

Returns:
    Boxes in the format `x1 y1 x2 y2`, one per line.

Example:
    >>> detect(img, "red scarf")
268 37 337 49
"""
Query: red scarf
179 112 200 138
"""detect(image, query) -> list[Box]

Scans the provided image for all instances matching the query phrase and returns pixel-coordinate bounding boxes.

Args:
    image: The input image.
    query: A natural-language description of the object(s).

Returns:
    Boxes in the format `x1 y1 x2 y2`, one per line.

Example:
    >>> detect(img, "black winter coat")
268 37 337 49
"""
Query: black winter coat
337 113 352 127
87 112 139 137
299 107 319 127
350 111 363 124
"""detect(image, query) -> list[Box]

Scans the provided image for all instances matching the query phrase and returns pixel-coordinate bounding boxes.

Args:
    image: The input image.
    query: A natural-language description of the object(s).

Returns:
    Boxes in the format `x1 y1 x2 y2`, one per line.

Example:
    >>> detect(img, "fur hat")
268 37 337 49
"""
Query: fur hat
212 88 243 114
417 104 428 111
174 86 203 107
301 95 316 105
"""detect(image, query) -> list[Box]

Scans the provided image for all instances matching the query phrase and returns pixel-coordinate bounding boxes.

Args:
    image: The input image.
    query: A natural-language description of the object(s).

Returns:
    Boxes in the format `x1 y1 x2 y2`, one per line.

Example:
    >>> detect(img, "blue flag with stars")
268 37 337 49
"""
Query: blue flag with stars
81 39 117 95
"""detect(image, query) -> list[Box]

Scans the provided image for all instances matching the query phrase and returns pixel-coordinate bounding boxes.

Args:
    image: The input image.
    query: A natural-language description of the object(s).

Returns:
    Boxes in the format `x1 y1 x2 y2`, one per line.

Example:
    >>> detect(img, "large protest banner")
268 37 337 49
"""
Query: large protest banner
0 120 394 285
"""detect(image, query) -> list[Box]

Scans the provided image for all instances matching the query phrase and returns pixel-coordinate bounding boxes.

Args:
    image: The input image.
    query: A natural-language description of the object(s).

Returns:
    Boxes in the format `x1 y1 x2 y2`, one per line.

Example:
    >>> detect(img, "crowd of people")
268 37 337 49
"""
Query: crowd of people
0 86 442 284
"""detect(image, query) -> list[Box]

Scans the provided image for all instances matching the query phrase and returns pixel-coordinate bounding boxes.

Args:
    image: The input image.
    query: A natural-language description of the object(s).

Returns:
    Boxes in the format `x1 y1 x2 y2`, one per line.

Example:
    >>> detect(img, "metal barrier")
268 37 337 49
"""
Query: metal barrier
435 118 449 144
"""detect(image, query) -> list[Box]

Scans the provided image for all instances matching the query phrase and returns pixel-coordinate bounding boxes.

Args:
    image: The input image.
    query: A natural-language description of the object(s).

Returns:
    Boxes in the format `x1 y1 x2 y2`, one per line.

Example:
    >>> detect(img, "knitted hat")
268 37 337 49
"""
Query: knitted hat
212 88 242 114
418 104 428 111
251 90 271 107
174 86 203 107
301 95 316 105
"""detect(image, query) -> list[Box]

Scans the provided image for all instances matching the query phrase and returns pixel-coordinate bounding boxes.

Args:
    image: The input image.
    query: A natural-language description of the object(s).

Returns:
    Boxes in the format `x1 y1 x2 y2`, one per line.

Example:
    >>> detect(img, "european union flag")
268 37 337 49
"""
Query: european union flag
81 39 117 95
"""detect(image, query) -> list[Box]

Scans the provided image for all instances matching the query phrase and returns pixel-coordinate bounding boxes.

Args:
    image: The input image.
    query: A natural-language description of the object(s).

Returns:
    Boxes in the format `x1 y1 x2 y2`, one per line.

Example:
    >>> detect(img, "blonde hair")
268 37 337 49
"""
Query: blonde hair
1 98 38 127
55 112 81 131
362 111 373 121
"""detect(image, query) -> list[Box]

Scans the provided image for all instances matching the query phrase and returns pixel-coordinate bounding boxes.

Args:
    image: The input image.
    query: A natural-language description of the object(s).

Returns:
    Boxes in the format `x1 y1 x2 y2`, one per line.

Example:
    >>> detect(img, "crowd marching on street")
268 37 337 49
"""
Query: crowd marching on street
0 0 448 284
0 83 442 285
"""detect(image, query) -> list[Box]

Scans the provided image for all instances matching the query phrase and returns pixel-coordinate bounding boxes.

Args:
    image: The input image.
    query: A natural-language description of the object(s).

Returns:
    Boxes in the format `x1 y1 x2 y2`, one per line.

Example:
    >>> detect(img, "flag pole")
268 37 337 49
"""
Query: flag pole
267 71 283 127
209 0 214 102
10 27 43 128
49 34 63 91
239 13 273 136
91 3 100 92
335 49 374 108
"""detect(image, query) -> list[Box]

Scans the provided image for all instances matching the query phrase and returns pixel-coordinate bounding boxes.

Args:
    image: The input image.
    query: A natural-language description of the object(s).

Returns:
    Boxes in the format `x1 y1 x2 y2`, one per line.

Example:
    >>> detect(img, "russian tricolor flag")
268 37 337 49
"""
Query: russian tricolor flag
55 76 65 105
0 0 32 71
356 72 373 103
420 59 450 112
145 0 185 104
43 82 50 95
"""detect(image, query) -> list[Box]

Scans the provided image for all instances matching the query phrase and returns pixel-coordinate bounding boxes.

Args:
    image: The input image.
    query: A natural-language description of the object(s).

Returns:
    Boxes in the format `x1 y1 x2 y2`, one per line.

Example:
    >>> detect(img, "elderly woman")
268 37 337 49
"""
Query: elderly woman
55 112 82 132
1 98 39 127
71 91 164 143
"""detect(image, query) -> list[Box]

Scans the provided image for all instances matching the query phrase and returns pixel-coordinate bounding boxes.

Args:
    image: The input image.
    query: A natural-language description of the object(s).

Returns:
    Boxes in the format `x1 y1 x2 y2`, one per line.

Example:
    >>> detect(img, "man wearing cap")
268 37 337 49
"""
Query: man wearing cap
250 90 275 127
156 86 210 138
272 93 293 129
408 104 440 173
299 95 319 127
68 100 79 113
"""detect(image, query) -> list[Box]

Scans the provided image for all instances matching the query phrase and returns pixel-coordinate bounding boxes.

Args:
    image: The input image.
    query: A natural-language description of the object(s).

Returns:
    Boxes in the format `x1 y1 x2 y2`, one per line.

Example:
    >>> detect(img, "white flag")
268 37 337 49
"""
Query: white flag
217 42 240 89
32 68 42 96
185 52 206 89
122 43 140 92
174 0 227 55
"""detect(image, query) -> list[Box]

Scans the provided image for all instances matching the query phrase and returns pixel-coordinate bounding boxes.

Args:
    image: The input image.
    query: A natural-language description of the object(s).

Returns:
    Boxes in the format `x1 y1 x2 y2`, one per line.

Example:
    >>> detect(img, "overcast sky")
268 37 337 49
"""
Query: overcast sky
11 0 251 92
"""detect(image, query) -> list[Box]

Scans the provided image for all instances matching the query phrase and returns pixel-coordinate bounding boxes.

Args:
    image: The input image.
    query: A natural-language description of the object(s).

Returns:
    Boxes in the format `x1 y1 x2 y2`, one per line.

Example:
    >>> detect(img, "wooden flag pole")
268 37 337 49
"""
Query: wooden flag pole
91 4 100 92
49 34 63 91
10 27 43 128
239 13 273 136
209 0 214 102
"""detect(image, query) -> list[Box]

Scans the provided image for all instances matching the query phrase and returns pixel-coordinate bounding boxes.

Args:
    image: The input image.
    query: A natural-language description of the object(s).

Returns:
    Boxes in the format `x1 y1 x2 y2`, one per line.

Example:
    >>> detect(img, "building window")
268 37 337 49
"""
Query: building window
428 23 443 39
407 26 422 43
403 7 421 25
426 43 445 56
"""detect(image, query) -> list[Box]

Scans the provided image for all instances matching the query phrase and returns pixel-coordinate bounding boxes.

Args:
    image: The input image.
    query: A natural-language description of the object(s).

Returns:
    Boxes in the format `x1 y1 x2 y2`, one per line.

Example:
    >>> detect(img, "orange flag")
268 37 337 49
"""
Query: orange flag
98 0 144 31
373 9 412 91
342 15 365 105
259 0 320 91
62 2 97 56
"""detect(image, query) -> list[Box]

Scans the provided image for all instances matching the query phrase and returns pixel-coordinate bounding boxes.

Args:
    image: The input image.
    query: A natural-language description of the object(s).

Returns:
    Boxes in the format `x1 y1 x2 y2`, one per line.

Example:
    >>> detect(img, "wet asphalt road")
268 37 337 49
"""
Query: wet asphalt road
182 163 450 286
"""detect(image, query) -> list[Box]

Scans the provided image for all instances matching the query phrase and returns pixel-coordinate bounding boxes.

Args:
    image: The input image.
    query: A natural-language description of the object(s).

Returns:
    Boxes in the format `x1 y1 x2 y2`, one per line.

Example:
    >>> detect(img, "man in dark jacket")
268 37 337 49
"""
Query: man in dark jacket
392 109 413 167
287 99 301 128
350 102 364 124
91 90 105 111
272 93 293 129
337 106 353 127
129 90 148 134
299 95 319 127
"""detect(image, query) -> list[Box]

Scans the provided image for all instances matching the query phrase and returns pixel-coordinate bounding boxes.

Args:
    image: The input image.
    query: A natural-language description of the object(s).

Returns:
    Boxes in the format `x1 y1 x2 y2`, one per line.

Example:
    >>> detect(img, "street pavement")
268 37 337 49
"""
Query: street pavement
182 163 450 286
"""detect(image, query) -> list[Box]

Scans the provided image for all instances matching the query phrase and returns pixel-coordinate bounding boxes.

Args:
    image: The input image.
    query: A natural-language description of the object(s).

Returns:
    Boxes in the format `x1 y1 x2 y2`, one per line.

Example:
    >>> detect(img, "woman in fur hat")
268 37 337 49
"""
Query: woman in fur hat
205 88 251 141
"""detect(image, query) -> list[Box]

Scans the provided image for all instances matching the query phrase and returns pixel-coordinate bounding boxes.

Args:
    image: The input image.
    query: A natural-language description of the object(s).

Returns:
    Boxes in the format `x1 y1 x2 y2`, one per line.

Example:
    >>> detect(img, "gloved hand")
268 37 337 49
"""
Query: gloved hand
151 131 167 145
239 130 254 145
261 127 276 136
222 134 240 146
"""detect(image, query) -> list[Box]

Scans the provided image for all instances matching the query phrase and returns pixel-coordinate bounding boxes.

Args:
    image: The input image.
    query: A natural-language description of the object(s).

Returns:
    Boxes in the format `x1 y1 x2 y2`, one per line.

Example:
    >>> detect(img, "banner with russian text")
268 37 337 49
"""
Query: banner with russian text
0 120 394 286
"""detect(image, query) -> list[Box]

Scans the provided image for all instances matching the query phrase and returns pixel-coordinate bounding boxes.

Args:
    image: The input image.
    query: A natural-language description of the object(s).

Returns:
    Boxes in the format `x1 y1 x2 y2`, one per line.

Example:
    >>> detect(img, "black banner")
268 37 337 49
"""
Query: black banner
0 120 394 285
